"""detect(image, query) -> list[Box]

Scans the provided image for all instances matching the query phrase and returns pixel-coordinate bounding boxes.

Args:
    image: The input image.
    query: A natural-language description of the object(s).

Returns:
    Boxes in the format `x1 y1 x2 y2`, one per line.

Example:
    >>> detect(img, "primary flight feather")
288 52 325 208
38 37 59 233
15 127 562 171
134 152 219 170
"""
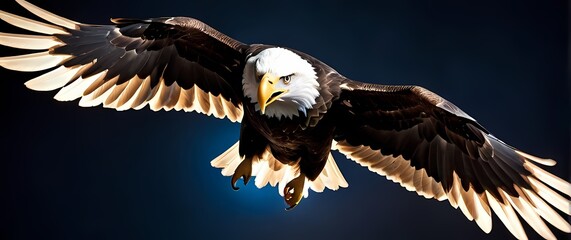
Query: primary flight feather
1 1 569 239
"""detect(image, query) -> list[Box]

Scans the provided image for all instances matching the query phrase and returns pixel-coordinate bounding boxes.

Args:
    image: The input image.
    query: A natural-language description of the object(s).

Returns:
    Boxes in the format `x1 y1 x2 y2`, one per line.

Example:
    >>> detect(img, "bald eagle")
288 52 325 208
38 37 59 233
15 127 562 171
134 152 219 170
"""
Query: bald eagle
0 1 569 239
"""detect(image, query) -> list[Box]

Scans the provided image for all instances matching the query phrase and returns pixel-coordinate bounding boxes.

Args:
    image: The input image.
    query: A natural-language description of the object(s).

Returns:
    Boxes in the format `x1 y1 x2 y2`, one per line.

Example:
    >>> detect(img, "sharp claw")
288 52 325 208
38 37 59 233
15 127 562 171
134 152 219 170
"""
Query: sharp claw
231 175 241 190
231 157 252 191
285 204 298 211
283 173 305 210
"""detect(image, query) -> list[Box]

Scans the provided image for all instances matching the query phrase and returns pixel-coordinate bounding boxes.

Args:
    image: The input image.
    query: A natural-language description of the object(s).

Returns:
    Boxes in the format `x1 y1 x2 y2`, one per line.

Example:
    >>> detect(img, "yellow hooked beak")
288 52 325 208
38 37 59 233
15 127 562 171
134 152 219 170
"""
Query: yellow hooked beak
258 73 288 114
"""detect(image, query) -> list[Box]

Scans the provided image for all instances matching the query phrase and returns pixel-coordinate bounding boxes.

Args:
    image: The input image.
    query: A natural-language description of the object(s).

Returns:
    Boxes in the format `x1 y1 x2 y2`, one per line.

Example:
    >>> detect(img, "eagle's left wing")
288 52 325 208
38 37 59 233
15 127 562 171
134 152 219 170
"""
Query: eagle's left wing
331 80 570 239
0 0 246 122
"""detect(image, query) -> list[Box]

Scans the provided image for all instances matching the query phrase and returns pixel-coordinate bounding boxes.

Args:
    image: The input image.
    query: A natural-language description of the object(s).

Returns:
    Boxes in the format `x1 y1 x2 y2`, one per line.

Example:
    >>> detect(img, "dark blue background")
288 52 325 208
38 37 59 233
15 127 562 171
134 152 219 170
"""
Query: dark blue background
1 0 569 239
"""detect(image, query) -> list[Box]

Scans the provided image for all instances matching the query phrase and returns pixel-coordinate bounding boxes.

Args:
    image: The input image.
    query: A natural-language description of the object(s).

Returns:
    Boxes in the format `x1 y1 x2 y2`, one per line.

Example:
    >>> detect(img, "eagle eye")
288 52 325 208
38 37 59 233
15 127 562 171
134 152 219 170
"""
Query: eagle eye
281 74 293 84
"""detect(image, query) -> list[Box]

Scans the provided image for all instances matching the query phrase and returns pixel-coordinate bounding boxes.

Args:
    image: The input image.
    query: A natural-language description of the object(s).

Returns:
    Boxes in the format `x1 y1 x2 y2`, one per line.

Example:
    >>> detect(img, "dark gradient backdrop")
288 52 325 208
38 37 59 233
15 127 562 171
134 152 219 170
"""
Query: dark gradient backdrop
1 1 569 240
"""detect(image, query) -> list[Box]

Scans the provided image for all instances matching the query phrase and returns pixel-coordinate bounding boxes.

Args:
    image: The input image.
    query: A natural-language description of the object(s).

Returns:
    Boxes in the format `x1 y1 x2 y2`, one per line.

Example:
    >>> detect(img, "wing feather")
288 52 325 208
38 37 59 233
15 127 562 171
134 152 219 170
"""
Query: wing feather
522 188 571 232
0 0 246 122
0 9 66 34
115 76 145 111
104 79 130 107
55 70 105 101
0 32 60 50
24 65 80 91
15 0 79 29
0 51 68 72
130 76 153 110
507 186 555 240
333 80 570 239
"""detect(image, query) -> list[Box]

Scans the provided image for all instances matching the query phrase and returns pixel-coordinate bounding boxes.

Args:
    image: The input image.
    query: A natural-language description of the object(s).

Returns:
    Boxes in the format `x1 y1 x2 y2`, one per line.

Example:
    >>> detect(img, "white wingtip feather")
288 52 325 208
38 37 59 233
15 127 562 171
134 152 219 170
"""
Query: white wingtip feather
0 32 60 50
54 71 105 101
16 0 79 29
0 52 67 72
506 192 556 240
116 76 148 111
498 191 529 240
527 177 571 215
487 192 528 240
525 162 571 197
522 188 571 233
472 192 492 233
0 10 66 35
516 150 557 166
79 79 117 108
24 65 80 91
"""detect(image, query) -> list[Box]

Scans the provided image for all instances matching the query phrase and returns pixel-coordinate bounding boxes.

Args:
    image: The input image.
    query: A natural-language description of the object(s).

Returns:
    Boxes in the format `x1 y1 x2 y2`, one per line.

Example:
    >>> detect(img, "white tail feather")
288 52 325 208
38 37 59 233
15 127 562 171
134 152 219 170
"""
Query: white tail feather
211 141 348 198
211 141 240 170
320 153 349 189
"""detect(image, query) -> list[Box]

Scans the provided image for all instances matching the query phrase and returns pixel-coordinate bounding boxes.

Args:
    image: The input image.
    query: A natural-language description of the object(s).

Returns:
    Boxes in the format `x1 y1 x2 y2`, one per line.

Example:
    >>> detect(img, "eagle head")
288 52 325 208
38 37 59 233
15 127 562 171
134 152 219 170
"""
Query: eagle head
243 47 319 119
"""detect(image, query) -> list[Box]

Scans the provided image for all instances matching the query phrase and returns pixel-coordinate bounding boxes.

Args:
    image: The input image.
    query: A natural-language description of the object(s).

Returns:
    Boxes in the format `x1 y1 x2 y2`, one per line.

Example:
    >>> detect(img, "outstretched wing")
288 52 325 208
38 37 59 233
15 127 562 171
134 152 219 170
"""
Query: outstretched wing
0 0 245 122
332 80 570 239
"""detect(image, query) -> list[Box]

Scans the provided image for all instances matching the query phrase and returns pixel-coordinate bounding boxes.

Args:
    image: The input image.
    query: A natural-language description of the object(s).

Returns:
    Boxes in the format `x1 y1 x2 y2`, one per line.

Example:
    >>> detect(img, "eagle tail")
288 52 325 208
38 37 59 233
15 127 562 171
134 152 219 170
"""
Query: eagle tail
211 141 348 199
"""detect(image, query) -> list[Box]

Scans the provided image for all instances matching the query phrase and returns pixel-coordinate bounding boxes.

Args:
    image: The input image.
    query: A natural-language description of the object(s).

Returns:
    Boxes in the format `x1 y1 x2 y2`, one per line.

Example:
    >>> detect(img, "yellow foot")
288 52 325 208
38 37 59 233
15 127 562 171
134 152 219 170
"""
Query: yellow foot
231 157 252 190
283 173 306 210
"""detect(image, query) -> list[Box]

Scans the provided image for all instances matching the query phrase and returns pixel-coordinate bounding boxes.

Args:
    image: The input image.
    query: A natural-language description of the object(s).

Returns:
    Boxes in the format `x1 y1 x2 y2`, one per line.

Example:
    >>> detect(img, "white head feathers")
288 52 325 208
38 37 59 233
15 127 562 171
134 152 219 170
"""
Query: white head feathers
242 47 319 119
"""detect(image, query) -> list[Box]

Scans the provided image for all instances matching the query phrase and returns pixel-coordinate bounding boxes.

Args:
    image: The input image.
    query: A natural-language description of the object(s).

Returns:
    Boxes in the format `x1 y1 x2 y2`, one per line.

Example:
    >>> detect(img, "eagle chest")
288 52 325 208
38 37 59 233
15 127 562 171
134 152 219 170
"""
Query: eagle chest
247 110 334 173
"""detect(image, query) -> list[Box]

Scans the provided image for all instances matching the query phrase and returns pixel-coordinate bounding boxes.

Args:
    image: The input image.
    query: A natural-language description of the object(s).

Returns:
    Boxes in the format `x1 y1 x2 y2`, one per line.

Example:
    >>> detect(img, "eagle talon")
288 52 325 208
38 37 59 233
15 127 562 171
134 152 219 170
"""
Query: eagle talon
231 157 253 190
283 173 305 210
